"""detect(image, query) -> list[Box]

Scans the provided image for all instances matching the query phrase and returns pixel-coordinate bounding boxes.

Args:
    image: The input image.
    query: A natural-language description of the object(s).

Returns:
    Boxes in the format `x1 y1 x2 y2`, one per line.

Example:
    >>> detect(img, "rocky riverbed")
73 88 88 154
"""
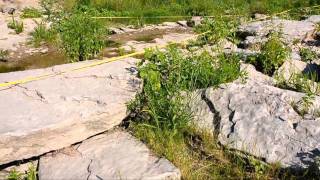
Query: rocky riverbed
1 0 320 179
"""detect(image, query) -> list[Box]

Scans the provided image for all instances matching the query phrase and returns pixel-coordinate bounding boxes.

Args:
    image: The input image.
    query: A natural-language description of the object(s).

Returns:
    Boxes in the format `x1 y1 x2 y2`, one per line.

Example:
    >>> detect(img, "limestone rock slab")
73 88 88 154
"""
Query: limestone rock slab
39 130 181 180
238 19 315 42
191 80 320 169
0 58 141 165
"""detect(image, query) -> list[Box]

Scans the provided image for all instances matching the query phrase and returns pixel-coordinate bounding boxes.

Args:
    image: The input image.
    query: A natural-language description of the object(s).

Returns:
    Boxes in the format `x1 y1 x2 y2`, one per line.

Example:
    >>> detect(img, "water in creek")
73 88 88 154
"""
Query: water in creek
0 50 68 73
0 27 192 73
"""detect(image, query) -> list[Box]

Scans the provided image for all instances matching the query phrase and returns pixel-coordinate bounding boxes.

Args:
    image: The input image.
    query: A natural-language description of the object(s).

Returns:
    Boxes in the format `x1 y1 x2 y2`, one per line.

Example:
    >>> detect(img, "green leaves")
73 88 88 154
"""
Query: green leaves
57 13 106 62
247 32 290 76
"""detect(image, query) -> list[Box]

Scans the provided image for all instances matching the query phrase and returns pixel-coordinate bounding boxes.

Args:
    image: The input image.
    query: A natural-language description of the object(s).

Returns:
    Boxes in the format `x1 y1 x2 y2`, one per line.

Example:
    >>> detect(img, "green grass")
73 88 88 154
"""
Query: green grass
61 0 320 20
30 22 57 47
21 8 42 18
300 47 318 62
127 45 319 179
7 18 24 34
7 164 37 180
246 32 290 76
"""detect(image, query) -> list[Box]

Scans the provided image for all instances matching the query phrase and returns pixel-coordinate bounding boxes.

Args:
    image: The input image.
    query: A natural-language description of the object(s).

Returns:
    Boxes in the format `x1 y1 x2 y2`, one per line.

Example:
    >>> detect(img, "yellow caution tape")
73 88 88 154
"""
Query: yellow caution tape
0 33 200 88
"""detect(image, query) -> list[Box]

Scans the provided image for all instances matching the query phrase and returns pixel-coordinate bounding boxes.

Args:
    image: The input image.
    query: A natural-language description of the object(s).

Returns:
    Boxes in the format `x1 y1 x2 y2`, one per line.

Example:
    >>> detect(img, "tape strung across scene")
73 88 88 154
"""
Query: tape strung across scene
1 4 320 88
0 32 202 88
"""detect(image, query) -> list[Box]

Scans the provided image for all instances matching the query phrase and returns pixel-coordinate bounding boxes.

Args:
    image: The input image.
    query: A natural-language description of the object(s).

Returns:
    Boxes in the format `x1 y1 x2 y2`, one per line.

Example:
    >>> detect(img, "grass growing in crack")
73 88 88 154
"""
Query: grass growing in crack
275 72 320 95
246 32 290 76
126 46 290 178
7 164 37 180
300 47 318 62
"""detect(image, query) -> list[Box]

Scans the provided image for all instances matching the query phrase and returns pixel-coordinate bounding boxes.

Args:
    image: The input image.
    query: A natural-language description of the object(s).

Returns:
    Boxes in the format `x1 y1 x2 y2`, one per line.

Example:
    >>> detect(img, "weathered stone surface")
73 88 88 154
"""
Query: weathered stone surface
191 80 320 169
238 19 315 42
177 20 188 27
0 161 38 179
121 33 195 52
305 15 320 24
0 58 141 165
240 63 273 85
276 59 320 81
39 130 181 180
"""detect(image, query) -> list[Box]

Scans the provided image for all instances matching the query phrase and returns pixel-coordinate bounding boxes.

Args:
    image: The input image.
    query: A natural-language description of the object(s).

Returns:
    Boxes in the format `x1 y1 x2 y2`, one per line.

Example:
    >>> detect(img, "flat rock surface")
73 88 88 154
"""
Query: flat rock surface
191 80 320 169
0 58 141 165
238 19 315 43
39 130 181 180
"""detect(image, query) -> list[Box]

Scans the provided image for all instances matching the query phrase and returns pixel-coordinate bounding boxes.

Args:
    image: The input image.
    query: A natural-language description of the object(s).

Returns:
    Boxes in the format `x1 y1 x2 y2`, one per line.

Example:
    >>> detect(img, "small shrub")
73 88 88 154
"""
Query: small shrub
21 7 42 18
300 47 317 62
57 13 106 62
129 45 241 134
30 22 57 47
7 18 24 34
247 32 290 76
193 17 239 47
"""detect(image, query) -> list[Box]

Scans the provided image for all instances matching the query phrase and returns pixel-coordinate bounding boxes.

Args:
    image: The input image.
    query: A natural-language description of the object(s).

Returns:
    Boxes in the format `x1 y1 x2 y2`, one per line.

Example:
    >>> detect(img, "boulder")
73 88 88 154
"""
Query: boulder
238 19 315 42
0 58 141 165
177 20 188 27
39 130 181 180
191 80 320 169
305 15 320 24
275 59 320 81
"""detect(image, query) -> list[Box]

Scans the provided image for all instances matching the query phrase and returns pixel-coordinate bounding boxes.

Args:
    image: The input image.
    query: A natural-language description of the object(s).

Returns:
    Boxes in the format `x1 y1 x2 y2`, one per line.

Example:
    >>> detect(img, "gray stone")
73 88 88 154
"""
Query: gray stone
39 130 181 180
162 22 180 28
0 58 141 165
187 16 202 27
177 21 188 27
109 27 124 34
191 80 320 169
238 19 315 42
305 15 320 24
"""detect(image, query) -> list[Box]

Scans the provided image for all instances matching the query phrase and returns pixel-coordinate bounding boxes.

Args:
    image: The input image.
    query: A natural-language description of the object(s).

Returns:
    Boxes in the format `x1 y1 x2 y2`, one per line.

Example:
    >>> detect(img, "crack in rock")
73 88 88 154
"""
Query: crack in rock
17 85 47 103
86 159 93 180
201 90 221 133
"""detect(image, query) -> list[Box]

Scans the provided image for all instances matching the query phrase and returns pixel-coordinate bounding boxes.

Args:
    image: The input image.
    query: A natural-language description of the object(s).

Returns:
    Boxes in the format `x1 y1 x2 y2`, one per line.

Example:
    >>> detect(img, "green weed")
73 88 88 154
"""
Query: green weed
57 12 106 62
300 47 318 62
6 164 37 180
21 8 42 18
246 32 290 76
191 17 239 48
7 17 24 34
275 72 320 95
30 22 57 47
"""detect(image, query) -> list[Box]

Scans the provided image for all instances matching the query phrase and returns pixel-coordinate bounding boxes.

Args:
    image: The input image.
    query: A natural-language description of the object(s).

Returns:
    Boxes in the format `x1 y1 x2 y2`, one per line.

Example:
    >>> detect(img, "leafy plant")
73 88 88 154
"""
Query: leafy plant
6 164 37 180
300 47 317 62
57 13 106 62
192 17 239 47
7 169 23 180
247 32 290 76
21 8 42 18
